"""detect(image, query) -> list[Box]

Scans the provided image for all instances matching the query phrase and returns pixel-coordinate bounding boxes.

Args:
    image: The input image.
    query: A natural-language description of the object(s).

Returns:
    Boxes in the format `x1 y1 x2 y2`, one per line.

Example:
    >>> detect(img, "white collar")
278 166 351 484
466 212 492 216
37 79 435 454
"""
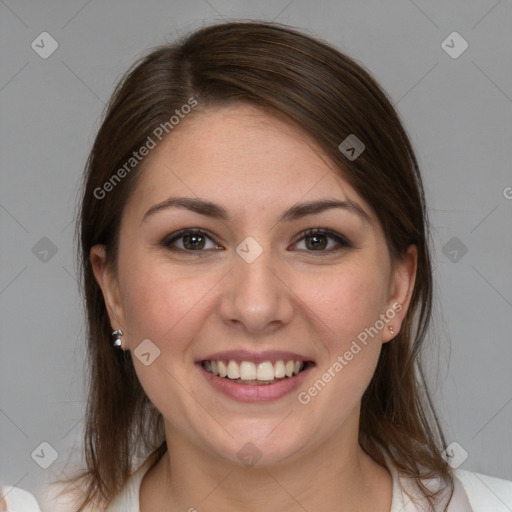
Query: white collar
381 450 474 511
107 450 474 512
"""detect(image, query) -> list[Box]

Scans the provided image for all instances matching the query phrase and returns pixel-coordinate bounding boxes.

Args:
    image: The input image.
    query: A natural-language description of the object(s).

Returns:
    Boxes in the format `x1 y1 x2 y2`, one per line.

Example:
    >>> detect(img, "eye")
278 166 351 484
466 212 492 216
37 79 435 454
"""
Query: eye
161 229 223 252
161 227 351 254
292 228 351 253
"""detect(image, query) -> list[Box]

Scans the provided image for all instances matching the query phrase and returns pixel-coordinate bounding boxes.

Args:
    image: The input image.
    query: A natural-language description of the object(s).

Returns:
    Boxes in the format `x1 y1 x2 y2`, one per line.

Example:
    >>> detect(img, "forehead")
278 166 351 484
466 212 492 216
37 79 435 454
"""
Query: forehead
125 104 373 222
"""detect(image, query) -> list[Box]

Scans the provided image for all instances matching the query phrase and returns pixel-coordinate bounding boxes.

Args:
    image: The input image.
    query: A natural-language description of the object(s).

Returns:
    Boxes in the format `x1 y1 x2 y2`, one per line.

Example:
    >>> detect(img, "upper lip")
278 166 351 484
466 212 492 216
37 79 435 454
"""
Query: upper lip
196 349 315 365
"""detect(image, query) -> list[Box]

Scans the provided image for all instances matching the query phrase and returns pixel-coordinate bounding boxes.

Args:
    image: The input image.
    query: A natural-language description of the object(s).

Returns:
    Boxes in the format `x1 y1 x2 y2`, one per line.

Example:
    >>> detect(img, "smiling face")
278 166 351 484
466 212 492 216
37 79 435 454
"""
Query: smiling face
91 103 416 468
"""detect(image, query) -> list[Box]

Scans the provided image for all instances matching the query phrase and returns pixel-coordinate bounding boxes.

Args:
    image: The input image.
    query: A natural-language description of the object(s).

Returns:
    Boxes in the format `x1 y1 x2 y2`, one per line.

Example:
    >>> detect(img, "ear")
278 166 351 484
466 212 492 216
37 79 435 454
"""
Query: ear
382 244 418 343
90 245 126 335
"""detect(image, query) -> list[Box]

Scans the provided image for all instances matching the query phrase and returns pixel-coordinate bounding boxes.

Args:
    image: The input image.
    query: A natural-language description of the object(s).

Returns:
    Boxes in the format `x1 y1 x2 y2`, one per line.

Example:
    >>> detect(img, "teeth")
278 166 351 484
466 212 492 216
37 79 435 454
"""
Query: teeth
218 360 227 377
274 360 285 378
240 361 256 380
202 359 305 381
256 361 275 381
227 360 240 379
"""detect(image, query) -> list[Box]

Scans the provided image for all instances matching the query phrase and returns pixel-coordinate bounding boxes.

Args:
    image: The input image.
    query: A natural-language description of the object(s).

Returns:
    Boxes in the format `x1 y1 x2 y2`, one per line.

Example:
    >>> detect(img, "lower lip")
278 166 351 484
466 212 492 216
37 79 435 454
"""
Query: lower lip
197 363 313 402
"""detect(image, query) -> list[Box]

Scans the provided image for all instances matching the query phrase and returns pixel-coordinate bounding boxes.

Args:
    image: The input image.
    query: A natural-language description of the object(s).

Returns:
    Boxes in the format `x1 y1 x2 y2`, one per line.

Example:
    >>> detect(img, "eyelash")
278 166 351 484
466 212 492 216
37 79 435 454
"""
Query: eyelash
161 228 352 255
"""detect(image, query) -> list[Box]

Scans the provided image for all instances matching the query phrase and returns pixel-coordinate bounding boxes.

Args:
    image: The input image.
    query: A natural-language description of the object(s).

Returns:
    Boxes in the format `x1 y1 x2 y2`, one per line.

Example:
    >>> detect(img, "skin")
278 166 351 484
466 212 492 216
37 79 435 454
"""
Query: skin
91 104 417 512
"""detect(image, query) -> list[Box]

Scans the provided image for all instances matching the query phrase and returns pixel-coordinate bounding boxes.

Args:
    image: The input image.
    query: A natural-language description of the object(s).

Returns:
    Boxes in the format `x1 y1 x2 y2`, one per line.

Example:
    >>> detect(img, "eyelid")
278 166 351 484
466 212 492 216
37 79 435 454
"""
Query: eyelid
161 227 351 254
161 228 221 249
291 228 352 251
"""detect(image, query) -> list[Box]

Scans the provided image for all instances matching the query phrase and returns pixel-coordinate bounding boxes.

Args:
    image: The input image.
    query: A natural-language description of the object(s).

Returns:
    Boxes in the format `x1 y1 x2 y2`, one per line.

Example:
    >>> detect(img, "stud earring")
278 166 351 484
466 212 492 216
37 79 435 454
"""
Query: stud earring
112 329 123 348
388 325 394 336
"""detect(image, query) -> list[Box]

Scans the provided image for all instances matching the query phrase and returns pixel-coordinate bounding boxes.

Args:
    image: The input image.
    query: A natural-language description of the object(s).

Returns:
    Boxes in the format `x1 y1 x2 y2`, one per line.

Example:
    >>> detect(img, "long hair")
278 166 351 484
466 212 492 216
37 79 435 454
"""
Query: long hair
54 21 453 511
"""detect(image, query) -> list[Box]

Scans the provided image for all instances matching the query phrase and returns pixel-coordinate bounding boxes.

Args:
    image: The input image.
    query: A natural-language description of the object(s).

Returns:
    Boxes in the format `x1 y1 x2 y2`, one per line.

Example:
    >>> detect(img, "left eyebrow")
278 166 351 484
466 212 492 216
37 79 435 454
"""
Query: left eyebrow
279 198 371 224
141 197 371 224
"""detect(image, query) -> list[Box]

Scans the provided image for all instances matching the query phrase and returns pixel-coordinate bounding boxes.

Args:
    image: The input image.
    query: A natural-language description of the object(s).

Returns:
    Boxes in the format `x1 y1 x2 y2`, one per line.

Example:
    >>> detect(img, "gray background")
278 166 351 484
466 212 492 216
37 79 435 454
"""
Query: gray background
1 0 511 504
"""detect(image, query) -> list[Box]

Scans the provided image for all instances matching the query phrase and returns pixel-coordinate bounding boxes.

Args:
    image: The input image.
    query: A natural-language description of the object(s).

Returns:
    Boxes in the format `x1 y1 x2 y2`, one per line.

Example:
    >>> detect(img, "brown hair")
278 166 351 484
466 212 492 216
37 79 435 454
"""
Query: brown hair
56 20 454 511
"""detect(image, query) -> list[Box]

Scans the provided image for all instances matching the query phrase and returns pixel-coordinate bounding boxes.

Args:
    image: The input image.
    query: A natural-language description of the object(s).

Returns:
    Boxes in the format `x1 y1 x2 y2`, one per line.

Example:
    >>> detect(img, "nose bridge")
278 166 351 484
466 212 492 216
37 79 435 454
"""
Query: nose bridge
218 241 293 332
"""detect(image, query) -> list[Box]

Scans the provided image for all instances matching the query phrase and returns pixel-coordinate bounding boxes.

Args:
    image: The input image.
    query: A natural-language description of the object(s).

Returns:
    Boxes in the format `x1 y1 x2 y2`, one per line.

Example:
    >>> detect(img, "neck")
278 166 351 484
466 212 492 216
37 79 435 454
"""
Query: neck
140 417 392 512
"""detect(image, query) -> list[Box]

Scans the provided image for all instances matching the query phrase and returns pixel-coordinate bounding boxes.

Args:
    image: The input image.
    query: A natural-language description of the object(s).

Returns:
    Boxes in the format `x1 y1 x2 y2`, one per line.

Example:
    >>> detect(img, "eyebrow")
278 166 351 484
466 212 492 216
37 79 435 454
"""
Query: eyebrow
141 196 371 224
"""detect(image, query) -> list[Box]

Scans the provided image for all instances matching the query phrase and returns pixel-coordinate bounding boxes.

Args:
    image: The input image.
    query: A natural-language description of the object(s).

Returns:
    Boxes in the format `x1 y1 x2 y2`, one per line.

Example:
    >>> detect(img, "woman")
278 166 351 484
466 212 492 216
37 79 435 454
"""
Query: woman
41 21 511 512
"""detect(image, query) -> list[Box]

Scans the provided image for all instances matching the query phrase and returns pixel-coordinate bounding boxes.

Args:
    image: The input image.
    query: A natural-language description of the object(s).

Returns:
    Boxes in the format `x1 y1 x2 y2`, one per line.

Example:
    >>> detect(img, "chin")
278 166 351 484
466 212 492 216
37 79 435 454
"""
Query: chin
198 421 312 468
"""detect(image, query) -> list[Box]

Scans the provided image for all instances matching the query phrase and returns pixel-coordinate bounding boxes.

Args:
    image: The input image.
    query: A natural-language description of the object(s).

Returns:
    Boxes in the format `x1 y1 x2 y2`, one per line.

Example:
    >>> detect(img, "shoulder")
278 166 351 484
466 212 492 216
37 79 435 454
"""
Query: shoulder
37 480 97 512
1 485 41 511
103 457 154 512
453 468 512 511
38 458 153 512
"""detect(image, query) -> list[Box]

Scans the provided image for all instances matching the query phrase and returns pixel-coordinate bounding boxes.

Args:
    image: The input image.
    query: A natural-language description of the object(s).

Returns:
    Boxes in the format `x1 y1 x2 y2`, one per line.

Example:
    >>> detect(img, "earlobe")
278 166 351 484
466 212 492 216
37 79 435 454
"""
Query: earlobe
384 244 418 342
90 244 125 330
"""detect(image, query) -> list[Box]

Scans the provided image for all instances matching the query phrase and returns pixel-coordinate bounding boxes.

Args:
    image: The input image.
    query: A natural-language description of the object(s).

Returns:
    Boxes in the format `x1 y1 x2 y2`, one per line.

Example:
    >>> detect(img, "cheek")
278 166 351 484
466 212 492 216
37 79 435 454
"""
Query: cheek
118 261 222 435
121 263 219 346
293 263 389 414
295 262 389 346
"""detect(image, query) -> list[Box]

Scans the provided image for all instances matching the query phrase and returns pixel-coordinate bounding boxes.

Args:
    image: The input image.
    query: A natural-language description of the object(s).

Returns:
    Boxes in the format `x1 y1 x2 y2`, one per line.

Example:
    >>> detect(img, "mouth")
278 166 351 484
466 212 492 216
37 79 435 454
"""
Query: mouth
196 353 315 402
200 358 313 385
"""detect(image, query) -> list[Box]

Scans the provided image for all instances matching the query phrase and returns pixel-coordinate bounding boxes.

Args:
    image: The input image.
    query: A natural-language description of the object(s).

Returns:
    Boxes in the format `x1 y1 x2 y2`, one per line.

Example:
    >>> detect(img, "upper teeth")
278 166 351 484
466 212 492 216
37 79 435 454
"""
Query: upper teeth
203 359 304 380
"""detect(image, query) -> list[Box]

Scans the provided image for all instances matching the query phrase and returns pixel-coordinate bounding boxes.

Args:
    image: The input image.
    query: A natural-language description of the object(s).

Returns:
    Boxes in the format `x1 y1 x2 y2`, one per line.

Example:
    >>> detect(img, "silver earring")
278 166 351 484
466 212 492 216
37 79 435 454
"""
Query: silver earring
112 329 123 348
389 325 394 335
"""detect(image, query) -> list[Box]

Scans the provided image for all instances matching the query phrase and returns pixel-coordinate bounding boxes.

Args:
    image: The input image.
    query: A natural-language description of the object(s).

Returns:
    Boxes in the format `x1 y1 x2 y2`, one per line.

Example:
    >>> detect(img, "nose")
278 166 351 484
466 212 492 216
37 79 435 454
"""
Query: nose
217 245 294 335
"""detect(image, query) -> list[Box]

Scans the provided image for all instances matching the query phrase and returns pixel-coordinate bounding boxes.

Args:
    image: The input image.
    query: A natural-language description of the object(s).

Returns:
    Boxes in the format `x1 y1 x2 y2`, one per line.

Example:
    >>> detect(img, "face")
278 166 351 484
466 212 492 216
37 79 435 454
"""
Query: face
91 103 416 467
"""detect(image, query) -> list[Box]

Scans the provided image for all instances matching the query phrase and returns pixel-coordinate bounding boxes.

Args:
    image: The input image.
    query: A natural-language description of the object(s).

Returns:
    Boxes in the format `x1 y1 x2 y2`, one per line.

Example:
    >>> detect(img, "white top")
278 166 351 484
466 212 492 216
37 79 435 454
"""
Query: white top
1 485 42 511
38 455 512 511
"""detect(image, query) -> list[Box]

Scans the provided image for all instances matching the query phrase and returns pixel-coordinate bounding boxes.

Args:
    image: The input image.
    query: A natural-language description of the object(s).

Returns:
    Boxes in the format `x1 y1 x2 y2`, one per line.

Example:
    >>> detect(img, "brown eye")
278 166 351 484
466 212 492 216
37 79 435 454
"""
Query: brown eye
293 228 351 253
162 229 222 252
183 232 206 250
